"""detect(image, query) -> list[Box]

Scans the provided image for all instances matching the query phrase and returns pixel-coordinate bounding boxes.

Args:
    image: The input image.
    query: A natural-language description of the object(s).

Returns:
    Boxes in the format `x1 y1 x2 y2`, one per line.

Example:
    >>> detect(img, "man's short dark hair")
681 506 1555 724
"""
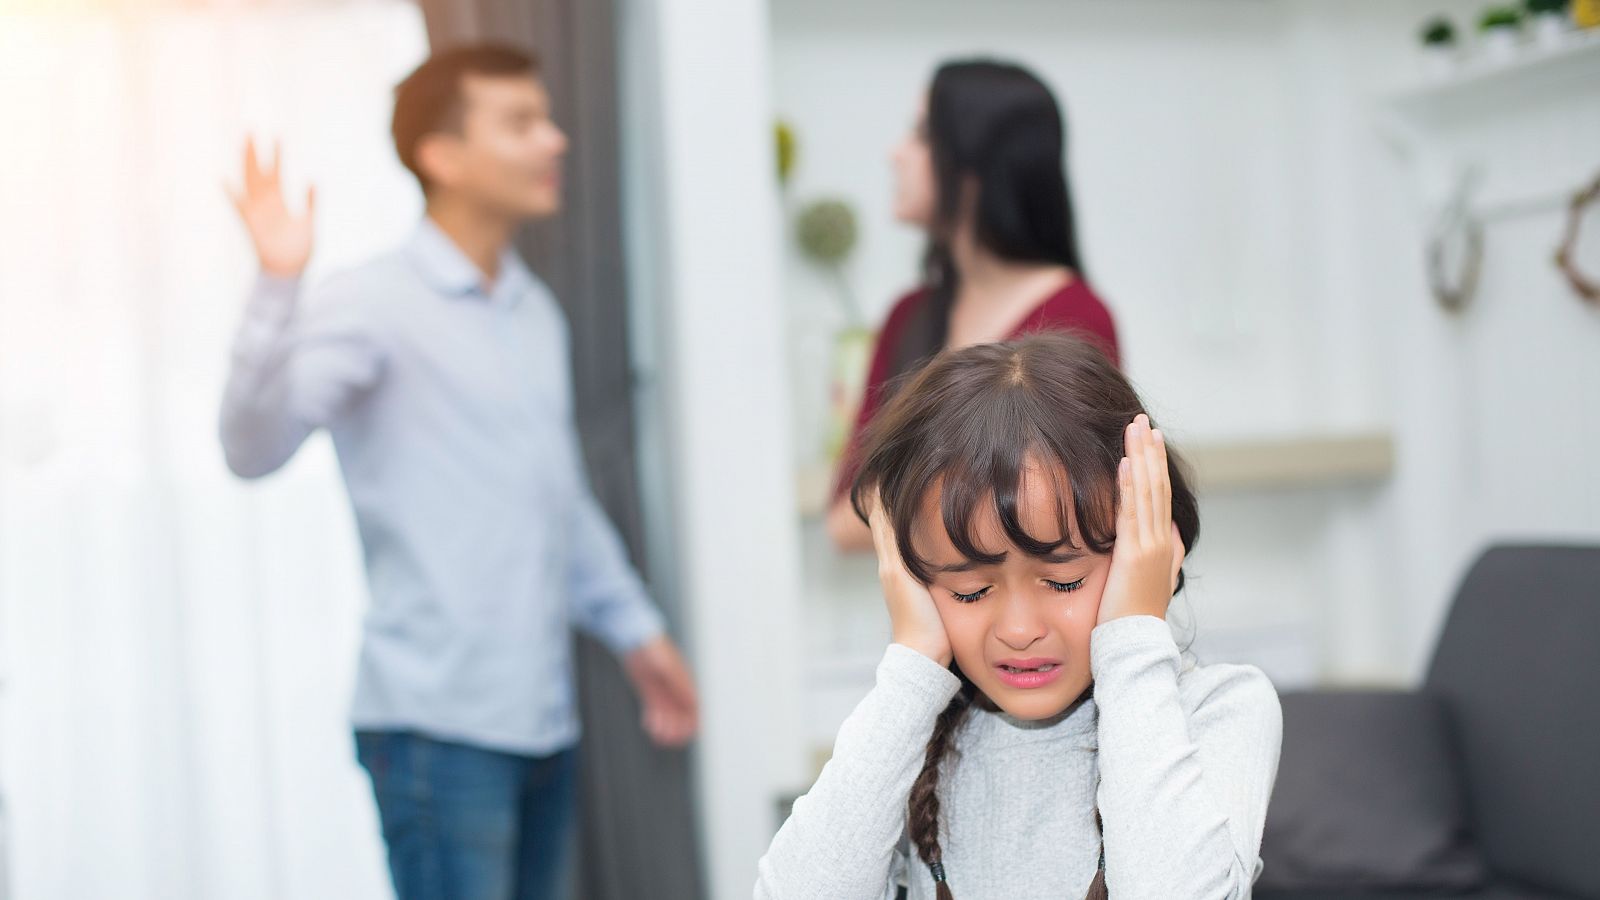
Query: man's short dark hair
391 42 540 192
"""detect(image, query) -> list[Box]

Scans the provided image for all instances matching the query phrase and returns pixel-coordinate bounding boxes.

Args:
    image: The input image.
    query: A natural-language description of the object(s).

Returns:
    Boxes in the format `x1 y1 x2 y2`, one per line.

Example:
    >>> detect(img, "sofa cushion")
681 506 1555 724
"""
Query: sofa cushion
1258 690 1487 893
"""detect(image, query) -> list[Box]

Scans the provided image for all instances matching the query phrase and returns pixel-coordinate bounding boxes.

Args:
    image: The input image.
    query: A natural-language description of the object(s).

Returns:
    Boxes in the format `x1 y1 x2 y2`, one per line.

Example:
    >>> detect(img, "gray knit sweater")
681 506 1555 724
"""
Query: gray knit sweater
755 615 1282 900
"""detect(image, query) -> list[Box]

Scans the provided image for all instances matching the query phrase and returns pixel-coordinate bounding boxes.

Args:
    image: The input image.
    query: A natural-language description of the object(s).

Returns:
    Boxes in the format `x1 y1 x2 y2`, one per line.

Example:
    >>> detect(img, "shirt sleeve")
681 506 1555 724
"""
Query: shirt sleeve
218 272 386 478
755 644 961 900
1089 615 1282 900
564 485 667 655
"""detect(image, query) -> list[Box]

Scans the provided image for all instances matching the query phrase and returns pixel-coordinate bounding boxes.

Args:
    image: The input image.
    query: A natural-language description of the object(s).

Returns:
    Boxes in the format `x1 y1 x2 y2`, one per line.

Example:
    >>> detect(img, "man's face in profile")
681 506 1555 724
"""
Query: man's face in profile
425 73 568 219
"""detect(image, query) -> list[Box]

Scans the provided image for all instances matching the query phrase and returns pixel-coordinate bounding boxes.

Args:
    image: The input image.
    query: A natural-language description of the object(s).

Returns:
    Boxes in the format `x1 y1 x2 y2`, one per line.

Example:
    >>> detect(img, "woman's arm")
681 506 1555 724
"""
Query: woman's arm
826 494 874 552
754 644 959 900
1091 616 1283 899
826 291 925 554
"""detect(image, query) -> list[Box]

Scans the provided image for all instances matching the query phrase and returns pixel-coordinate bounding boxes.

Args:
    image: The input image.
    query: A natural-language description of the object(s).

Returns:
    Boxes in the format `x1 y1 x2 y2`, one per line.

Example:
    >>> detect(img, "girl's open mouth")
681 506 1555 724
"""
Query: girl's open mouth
993 659 1065 688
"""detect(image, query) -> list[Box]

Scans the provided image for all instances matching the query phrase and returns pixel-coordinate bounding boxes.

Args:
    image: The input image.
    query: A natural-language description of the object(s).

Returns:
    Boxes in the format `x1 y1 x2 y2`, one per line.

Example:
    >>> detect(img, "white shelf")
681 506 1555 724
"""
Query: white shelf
1385 33 1600 133
795 430 1395 512
1186 432 1394 493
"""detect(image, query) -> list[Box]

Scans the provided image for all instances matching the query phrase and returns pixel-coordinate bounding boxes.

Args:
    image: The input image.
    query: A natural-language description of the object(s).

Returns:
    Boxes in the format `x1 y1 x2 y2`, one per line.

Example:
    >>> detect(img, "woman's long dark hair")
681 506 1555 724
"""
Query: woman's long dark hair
850 332 1200 900
889 59 1089 381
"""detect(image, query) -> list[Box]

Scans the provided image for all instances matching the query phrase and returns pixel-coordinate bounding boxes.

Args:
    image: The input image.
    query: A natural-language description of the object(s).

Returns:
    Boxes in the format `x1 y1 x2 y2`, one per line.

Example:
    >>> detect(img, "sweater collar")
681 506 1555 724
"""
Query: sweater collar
964 690 1098 747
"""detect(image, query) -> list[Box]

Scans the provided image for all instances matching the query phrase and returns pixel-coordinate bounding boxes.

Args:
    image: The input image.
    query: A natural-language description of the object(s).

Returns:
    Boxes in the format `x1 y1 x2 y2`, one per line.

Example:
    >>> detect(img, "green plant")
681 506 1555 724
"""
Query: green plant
796 199 857 265
775 120 797 185
1421 16 1457 45
1478 5 1525 29
795 198 862 323
1524 0 1567 14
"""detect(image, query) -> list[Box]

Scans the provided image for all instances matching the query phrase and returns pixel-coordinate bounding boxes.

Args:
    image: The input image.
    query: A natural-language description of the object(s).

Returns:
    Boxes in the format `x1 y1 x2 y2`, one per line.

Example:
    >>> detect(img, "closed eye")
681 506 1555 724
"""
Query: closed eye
1046 578 1087 593
950 586 991 604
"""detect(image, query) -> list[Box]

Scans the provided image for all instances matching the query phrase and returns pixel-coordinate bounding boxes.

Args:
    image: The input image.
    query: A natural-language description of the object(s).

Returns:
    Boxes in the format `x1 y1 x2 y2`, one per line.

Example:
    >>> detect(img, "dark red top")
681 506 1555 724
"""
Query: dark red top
832 278 1120 500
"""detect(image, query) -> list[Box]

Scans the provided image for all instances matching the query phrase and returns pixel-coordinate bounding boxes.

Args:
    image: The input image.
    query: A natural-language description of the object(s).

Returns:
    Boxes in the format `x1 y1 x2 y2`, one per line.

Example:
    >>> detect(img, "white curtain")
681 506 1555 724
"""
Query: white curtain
0 3 427 897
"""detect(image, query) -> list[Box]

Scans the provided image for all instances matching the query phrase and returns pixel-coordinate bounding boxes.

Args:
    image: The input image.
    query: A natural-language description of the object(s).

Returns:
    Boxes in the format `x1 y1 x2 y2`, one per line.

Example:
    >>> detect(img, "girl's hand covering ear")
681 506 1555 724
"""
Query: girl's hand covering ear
1098 414 1186 626
869 489 953 667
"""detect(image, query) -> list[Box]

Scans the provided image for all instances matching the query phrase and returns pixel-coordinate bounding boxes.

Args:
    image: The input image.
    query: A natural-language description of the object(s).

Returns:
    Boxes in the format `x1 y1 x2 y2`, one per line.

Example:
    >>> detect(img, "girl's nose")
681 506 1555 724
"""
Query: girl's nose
994 595 1047 651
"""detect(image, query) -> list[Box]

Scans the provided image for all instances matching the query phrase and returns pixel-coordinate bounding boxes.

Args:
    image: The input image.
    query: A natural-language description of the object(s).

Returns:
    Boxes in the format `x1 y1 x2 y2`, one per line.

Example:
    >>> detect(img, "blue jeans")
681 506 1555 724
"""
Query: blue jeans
355 731 577 900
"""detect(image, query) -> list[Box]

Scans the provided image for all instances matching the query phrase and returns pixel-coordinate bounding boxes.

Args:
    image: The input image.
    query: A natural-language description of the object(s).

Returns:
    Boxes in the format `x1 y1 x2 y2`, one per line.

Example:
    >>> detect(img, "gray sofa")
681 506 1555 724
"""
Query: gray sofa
1257 545 1600 900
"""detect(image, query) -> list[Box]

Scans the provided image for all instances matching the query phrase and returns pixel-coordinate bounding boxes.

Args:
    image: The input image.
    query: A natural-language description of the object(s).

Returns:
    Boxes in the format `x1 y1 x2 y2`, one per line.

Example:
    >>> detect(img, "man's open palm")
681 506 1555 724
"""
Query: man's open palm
226 137 315 278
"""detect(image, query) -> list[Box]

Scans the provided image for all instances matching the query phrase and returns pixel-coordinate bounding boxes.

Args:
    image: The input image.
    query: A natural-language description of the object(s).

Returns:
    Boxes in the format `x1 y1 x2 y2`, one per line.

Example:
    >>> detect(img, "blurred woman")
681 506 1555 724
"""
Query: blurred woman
828 59 1119 552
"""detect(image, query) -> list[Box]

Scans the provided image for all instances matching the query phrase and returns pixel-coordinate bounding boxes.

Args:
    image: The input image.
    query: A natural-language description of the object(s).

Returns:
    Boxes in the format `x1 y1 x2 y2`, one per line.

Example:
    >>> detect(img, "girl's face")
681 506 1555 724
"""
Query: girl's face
890 95 936 227
909 461 1112 720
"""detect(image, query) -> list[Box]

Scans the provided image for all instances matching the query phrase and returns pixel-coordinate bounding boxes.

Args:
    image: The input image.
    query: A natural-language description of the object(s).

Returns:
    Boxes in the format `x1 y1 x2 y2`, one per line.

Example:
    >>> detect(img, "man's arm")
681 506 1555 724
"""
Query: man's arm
217 138 383 478
565 478 699 748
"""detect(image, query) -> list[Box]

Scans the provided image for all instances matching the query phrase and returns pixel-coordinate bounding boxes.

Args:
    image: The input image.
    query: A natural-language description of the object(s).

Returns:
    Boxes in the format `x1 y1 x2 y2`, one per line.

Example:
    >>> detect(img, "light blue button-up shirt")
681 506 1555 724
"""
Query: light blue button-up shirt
220 218 665 755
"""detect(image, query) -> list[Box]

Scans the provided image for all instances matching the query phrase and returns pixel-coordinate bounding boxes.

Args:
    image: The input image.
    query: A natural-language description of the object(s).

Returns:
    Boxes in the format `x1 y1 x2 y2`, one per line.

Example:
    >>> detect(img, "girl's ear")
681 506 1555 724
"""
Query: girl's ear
1168 522 1185 593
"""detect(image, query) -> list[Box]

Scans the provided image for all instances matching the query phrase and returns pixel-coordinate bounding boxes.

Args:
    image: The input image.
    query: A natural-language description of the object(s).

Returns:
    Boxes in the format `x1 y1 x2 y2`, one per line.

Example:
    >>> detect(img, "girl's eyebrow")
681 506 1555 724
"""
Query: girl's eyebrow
931 548 1084 574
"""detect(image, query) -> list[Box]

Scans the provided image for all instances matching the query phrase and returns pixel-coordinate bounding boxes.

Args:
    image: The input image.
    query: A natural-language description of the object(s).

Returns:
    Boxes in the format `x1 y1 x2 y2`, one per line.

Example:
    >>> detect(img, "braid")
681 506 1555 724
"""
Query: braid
908 682 973 900
1085 867 1108 899
1085 805 1108 899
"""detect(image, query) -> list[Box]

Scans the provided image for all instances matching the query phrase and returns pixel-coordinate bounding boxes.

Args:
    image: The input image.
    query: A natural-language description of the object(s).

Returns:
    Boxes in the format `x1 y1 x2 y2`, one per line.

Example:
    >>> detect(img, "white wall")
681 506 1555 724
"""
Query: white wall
1273 0 1600 675
619 1 808 899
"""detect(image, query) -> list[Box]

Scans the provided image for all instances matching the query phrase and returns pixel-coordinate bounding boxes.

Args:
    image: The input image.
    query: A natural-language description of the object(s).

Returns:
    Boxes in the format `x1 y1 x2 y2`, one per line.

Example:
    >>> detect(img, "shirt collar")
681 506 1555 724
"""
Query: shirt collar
407 217 532 307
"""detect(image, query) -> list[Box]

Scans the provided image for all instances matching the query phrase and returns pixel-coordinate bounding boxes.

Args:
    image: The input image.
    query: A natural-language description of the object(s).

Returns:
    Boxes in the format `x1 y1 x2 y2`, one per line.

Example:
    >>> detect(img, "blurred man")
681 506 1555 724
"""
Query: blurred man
219 43 697 900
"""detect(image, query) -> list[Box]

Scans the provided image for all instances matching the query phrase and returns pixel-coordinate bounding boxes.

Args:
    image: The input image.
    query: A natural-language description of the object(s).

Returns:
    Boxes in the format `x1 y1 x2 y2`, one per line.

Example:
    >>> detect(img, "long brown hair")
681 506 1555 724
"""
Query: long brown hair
850 332 1199 899
889 59 1088 382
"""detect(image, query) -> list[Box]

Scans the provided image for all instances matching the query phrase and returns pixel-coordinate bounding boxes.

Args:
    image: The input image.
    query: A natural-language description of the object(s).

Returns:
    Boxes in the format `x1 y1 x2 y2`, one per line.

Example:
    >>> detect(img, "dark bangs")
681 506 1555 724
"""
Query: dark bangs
851 331 1199 589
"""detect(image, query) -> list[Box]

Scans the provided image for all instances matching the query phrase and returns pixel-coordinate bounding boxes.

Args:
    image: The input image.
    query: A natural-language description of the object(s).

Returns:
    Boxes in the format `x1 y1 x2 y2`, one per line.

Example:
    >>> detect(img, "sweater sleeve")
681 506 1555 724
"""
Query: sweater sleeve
755 644 961 900
1089 615 1282 900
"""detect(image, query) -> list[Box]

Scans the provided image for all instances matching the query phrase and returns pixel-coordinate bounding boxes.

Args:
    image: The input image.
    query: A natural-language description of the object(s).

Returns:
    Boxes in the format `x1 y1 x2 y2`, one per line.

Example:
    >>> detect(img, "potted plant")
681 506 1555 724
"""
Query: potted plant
794 198 872 462
1525 0 1571 48
1419 16 1460 75
1477 6 1525 62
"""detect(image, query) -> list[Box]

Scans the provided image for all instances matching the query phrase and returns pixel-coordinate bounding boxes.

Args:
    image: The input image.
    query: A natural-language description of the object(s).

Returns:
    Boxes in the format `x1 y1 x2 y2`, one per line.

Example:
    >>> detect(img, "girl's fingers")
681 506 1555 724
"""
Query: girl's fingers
867 491 896 563
1168 522 1185 591
1148 425 1171 527
1116 456 1135 534
1117 424 1137 543
868 489 919 589
1128 416 1153 542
